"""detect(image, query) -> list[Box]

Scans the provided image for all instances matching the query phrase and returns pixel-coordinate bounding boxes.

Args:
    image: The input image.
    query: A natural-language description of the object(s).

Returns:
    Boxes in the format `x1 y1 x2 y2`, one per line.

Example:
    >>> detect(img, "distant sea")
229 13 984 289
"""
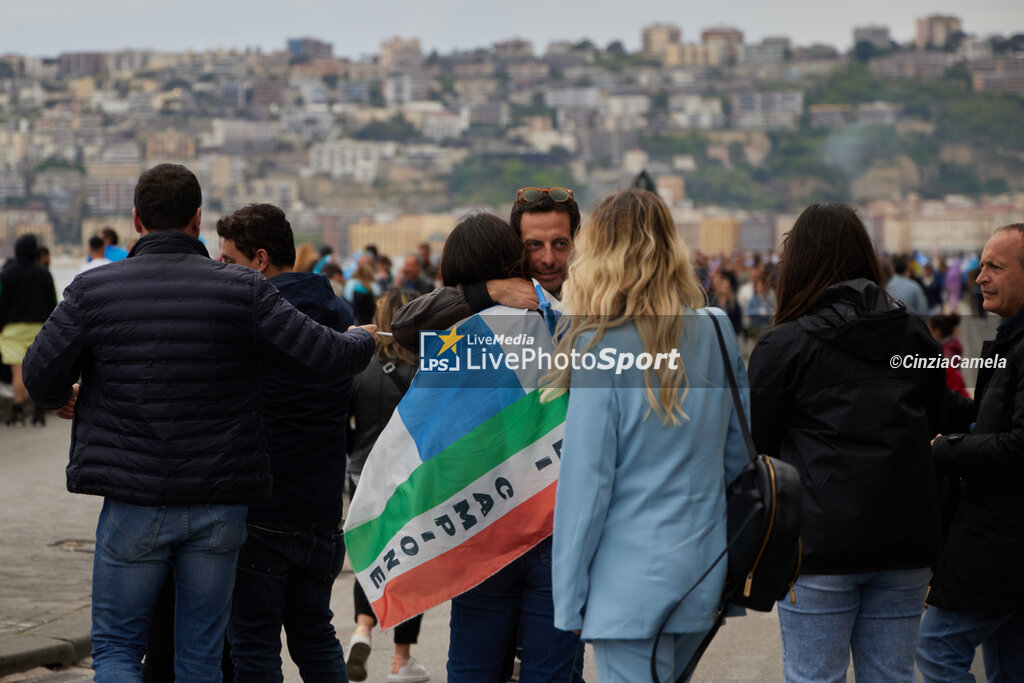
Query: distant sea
50 259 82 299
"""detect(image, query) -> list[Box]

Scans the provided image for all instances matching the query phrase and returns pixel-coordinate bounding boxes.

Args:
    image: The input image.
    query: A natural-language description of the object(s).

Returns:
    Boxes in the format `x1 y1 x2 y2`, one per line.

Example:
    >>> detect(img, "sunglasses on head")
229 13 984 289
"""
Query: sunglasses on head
515 187 574 204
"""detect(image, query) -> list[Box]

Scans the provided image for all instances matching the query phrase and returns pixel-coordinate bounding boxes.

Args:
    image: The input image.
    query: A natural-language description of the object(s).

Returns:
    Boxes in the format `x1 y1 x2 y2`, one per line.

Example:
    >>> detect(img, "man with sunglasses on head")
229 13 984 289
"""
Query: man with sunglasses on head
391 186 579 350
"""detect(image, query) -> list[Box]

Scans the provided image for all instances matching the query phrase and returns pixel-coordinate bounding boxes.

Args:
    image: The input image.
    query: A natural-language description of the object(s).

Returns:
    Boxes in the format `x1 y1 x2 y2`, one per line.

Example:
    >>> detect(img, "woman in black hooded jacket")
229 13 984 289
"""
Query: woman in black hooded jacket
0 234 56 425
749 203 954 683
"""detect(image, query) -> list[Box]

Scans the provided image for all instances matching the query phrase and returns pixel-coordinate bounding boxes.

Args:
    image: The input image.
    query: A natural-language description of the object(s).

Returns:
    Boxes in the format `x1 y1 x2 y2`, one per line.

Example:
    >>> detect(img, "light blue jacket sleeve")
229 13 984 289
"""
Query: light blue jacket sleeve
552 381 619 632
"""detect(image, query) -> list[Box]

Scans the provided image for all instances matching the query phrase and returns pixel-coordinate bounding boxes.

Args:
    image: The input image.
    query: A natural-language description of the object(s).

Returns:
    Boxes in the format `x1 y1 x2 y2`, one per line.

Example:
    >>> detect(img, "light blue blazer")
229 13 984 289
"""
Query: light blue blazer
552 307 750 640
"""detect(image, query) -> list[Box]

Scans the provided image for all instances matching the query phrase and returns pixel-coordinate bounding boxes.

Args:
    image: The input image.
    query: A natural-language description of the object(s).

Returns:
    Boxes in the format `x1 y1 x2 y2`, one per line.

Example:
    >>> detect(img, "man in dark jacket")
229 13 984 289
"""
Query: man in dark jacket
22 165 375 682
917 224 1024 682
216 203 355 679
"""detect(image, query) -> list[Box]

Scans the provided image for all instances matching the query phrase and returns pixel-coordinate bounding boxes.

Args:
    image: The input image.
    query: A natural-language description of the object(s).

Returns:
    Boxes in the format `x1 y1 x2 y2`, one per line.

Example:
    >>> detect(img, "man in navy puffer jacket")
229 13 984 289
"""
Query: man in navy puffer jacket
22 164 375 683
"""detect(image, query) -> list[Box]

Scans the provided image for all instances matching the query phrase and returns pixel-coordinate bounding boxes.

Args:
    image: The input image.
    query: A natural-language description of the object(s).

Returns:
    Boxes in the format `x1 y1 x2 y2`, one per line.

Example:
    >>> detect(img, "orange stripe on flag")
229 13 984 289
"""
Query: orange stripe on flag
368 483 557 629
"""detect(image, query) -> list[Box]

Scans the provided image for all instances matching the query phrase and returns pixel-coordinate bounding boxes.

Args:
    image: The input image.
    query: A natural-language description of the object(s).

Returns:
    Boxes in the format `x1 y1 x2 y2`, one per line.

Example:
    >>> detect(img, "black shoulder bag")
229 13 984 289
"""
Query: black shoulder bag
651 312 802 683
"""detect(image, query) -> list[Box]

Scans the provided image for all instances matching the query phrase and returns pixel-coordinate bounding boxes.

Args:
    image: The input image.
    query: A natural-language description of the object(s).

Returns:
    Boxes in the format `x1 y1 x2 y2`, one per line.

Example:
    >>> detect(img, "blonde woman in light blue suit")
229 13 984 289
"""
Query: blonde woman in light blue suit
543 189 750 683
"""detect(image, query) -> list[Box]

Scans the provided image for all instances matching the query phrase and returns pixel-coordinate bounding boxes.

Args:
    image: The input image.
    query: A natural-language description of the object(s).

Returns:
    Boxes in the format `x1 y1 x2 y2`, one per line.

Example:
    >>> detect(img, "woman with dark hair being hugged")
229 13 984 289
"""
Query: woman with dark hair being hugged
438 212 586 683
748 203 951 682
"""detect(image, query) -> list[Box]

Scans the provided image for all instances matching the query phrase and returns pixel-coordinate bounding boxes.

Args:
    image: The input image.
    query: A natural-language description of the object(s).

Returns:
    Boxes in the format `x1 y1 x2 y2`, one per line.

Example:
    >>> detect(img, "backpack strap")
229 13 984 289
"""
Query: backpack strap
381 360 412 395
707 310 758 464
649 504 760 683
650 311 759 683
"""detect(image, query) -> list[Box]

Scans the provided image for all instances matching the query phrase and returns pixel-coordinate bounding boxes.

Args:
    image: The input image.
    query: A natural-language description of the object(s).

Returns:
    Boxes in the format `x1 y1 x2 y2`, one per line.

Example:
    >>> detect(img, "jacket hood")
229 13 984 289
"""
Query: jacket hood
14 234 39 264
798 278 908 361
271 272 347 330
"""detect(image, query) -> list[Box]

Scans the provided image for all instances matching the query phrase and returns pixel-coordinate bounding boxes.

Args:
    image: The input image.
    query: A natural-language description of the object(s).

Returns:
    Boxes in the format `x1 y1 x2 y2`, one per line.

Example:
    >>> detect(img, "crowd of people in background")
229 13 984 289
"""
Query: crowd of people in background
275 241 990 367
701 249 985 330
239 240 441 326
2 218 992 421
1 229 445 426
3 161 1023 683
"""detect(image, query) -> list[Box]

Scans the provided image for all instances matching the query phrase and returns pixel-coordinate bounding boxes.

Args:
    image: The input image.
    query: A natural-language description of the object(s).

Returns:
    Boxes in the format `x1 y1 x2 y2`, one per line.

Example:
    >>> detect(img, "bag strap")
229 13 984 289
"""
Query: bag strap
679 609 725 680
649 311 760 683
707 310 758 464
381 360 412 395
648 503 760 683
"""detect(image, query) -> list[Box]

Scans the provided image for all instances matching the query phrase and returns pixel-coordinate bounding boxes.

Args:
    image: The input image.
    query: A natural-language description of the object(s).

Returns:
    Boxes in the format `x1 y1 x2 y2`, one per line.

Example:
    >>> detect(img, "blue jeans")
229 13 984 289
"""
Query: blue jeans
917 606 1024 682
91 499 248 683
592 632 705 683
447 537 584 683
777 568 931 683
227 520 348 682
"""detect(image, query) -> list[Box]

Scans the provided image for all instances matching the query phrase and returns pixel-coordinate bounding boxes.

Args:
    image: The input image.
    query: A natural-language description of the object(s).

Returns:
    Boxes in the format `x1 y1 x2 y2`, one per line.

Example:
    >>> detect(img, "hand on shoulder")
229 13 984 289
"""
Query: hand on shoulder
486 278 539 310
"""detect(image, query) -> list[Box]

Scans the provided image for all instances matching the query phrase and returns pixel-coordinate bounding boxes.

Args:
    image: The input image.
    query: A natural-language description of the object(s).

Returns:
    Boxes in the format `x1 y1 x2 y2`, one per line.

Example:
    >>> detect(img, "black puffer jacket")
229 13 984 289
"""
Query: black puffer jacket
928 312 1024 614
23 231 375 506
749 279 949 574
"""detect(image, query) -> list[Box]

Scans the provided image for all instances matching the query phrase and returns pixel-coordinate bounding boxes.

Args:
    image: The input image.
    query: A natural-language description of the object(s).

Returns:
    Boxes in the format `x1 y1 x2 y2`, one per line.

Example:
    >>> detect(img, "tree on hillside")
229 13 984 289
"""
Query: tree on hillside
352 114 421 142
605 41 628 59
448 157 577 207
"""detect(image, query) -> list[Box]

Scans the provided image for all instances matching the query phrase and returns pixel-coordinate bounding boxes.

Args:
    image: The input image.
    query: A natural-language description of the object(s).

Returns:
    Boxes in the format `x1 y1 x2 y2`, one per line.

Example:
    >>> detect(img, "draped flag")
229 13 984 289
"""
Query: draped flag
343 296 566 629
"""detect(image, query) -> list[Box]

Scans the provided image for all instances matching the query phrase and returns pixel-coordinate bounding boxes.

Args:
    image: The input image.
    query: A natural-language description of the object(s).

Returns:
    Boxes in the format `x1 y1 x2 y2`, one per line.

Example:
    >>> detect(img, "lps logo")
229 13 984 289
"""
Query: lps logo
419 327 464 372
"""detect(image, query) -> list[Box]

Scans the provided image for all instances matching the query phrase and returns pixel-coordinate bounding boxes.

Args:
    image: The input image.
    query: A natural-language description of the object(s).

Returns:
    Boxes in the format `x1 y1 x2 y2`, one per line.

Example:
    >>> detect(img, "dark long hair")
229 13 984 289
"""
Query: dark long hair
440 213 526 287
774 203 883 325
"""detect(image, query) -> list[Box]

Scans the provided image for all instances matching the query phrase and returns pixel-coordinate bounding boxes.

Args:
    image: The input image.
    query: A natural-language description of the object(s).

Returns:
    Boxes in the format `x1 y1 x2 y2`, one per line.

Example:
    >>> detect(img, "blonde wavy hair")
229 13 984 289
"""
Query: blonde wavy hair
373 287 420 367
542 189 706 425
294 243 319 272
353 257 376 290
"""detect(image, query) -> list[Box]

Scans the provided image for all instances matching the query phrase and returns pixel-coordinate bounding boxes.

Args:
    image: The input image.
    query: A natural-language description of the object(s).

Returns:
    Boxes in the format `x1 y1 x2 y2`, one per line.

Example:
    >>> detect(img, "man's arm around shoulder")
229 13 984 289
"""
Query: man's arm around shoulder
391 278 538 351
254 276 375 377
391 284 485 351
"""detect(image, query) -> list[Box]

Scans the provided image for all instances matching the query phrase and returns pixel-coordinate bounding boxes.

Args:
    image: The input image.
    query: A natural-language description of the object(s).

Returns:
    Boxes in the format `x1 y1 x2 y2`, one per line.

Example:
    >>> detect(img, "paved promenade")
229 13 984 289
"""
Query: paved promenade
0 418 97 676
0 419 792 682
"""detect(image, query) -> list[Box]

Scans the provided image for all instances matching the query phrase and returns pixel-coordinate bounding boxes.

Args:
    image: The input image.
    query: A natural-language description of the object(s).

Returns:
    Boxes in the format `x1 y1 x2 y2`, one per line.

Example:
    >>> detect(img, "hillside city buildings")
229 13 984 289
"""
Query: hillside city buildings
1 14 1023 262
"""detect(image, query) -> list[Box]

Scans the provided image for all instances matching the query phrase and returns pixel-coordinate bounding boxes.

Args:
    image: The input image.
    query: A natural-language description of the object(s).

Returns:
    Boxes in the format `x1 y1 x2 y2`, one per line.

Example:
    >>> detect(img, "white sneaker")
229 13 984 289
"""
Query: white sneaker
388 655 430 682
346 625 372 681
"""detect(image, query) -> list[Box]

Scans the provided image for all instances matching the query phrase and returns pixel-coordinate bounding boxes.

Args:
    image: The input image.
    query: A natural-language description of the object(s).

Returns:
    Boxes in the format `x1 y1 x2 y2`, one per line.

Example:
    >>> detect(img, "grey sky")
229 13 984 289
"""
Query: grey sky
2 0 1021 59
